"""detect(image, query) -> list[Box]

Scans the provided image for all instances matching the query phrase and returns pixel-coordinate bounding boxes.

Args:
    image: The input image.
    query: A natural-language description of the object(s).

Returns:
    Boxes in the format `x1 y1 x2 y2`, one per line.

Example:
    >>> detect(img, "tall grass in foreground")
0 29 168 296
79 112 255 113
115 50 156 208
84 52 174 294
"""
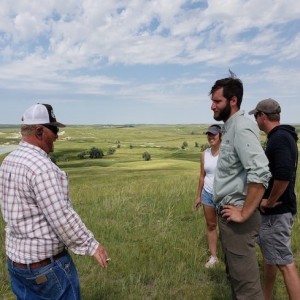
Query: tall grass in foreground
0 124 299 299
69 170 232 299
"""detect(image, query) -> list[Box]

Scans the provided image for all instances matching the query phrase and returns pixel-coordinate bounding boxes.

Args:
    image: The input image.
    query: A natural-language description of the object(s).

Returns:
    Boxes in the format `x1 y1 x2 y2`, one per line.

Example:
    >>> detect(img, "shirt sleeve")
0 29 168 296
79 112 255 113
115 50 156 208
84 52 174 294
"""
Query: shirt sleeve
269 133 295 181
234 122 271 188
33 169 99 256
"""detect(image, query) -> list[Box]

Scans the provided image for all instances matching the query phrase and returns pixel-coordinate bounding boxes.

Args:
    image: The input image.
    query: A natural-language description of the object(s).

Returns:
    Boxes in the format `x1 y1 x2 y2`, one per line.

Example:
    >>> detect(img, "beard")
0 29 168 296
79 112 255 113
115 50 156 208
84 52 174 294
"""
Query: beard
213 101 231 122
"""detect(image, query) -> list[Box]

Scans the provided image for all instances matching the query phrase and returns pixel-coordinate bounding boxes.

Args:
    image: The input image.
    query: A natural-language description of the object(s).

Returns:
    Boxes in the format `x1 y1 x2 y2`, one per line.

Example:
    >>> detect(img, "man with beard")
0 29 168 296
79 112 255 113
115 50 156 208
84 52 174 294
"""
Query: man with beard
209 74 271 299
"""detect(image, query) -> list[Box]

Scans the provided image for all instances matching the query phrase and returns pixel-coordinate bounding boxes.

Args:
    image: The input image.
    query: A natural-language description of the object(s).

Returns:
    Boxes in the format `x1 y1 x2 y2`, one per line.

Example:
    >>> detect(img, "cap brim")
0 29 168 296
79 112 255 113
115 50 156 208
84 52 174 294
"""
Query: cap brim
248 109 257 115
44 122 66 128
206 130 220 135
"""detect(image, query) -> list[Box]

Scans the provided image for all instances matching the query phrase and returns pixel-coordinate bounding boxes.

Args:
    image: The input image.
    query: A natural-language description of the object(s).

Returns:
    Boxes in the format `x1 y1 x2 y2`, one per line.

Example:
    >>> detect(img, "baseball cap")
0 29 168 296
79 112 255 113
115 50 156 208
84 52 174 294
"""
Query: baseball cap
205 125 222 135
248 98 281 115
21 103 65 127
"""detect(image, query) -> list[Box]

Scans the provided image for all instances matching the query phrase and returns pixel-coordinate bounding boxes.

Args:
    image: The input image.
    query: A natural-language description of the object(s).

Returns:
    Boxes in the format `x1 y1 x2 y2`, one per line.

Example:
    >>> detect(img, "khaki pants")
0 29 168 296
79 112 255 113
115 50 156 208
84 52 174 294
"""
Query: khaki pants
218 209 263 300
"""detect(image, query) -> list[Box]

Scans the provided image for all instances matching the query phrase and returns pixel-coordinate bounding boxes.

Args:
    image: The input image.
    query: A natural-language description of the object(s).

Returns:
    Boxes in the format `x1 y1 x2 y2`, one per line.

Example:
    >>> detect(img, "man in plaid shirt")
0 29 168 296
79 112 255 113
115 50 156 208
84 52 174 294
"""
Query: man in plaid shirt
0 103 110 300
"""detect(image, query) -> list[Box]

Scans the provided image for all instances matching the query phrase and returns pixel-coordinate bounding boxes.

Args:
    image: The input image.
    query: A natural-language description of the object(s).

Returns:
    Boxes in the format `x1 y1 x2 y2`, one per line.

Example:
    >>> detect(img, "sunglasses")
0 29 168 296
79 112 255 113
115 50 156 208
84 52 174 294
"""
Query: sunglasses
43 124 59 135
254 111 262 119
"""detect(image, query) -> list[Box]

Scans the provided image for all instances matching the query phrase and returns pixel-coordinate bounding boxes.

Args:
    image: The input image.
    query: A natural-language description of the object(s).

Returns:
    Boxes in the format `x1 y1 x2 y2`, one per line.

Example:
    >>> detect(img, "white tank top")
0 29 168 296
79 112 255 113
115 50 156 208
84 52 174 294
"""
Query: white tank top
203 148 219 194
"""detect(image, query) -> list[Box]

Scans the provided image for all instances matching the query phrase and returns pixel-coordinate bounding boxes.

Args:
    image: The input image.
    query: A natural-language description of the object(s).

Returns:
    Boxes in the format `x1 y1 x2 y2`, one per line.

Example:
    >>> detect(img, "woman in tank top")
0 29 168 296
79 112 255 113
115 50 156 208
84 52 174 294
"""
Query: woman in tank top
194 124 222 268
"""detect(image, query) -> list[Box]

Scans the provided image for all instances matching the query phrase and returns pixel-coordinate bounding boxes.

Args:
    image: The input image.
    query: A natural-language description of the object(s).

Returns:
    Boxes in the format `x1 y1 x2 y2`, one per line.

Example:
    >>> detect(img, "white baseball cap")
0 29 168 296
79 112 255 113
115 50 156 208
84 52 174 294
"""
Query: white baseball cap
21 103 65 127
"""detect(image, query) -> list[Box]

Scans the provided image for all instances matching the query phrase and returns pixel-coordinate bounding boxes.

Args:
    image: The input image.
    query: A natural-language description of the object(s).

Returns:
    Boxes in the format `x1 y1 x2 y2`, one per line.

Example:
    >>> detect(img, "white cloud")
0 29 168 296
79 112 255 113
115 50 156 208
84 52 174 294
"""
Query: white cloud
0 0 299 124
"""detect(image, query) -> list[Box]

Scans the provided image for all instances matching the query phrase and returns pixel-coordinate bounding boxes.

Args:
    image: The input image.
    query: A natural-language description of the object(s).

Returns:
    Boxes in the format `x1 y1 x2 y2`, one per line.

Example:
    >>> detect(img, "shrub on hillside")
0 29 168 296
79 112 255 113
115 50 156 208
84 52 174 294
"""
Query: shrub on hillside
107 147 116 155
142 151 151 161
89 147 104 158
181 141 188 149
77 147 104 159
77 152 88 159
200 143 209 151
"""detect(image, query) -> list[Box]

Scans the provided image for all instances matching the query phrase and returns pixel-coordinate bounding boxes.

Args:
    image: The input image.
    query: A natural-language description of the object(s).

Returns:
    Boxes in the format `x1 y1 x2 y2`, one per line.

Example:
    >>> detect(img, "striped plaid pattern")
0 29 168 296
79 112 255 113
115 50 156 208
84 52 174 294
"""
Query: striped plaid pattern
0 141 99 263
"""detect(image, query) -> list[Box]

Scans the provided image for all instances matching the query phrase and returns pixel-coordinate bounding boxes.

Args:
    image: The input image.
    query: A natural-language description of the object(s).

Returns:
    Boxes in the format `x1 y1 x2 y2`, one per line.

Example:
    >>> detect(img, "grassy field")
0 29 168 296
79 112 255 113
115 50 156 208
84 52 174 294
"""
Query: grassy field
0 124 299 300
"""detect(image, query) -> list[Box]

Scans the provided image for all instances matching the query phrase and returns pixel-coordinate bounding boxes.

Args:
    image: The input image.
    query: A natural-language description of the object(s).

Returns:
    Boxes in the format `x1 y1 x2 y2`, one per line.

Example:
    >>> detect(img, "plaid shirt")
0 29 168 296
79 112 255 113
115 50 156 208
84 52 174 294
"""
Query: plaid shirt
0 141 99 263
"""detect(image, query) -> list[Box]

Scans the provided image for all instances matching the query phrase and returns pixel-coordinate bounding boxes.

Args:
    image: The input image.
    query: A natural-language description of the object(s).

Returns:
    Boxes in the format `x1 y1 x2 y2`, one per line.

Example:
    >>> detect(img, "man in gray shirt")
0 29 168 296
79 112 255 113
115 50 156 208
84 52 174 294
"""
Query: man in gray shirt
210 74 271 299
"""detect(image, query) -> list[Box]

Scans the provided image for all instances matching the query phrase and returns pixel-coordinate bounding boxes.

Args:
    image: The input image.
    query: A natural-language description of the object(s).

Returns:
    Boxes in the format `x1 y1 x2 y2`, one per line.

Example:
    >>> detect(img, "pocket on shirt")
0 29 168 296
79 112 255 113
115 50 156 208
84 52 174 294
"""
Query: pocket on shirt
218 144 236 174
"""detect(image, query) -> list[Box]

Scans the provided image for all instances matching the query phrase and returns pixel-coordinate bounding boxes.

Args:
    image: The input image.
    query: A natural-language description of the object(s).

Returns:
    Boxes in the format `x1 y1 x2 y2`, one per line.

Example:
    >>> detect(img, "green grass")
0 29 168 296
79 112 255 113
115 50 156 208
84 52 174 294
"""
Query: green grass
0 124 299 300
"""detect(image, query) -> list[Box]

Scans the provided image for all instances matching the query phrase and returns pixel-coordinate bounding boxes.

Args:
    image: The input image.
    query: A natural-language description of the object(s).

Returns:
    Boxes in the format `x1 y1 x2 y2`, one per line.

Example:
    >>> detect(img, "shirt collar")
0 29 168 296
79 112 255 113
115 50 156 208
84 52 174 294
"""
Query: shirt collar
20 141 49 158
223 110 244 133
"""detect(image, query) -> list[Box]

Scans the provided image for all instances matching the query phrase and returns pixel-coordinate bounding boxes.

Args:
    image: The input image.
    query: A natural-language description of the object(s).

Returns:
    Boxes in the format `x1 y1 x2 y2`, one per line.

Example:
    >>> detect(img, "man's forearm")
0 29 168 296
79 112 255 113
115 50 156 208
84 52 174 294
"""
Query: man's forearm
241 182 265 220
267 180 289 205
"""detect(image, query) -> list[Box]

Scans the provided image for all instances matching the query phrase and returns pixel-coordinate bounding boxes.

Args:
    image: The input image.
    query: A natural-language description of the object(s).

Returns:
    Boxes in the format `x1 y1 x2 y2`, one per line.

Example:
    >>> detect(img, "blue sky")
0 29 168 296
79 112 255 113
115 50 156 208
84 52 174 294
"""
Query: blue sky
1 0 300 125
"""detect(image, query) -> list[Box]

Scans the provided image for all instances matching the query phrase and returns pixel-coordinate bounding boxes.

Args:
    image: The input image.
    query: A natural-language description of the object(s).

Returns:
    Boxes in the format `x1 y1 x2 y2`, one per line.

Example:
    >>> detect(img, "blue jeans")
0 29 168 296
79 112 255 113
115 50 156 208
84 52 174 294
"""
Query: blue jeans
7 252 81 300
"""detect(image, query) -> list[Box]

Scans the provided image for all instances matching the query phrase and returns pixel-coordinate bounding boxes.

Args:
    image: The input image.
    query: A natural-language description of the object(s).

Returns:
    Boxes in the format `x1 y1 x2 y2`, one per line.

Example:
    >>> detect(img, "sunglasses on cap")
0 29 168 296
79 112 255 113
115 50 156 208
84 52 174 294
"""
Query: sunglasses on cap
42 124 59 135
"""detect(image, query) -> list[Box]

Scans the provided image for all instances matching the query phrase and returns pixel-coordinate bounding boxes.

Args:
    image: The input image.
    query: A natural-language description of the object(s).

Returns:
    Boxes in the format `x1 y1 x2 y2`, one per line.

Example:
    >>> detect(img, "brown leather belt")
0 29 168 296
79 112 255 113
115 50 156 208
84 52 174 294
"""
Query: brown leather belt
7 249 67 269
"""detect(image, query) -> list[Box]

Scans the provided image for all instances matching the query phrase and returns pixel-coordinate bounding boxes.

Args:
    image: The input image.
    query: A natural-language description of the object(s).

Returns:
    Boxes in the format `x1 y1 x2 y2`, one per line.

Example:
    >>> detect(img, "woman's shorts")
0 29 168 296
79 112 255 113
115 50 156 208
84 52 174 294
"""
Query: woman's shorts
201 189 216 207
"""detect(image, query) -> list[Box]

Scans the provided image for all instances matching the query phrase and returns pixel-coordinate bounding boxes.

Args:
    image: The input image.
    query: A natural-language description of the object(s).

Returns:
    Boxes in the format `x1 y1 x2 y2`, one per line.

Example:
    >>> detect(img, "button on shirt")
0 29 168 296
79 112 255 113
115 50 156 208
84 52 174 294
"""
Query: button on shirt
213 110 271 207
0 141 99 264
